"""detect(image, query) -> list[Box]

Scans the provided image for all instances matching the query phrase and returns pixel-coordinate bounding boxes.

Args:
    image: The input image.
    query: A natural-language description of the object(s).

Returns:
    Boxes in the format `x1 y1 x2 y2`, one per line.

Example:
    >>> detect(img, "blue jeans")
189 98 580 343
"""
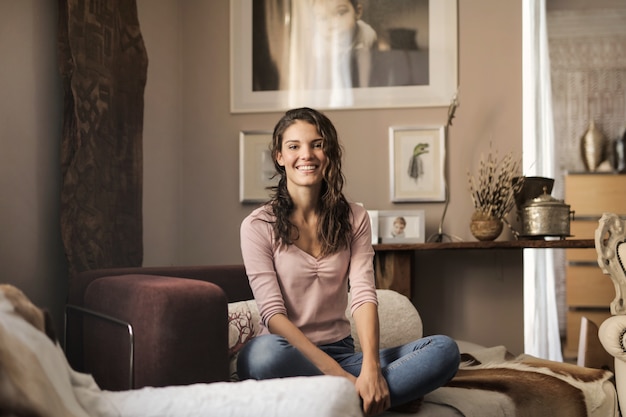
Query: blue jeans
236 334 460 407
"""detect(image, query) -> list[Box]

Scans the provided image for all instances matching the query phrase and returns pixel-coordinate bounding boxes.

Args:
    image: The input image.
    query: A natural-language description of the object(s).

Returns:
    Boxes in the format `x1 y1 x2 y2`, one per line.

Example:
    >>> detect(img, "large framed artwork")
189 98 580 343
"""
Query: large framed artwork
230 0 458 113
389 125 446 202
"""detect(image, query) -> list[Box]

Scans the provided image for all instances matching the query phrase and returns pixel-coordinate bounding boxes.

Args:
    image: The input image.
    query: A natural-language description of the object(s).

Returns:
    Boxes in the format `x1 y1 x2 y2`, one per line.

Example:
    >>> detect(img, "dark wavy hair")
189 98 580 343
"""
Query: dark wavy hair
267 107 352 256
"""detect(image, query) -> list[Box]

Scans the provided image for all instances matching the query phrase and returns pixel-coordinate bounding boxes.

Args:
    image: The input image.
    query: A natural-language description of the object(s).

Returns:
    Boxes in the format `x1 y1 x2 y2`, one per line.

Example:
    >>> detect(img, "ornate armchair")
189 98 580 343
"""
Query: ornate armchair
595 212 626 412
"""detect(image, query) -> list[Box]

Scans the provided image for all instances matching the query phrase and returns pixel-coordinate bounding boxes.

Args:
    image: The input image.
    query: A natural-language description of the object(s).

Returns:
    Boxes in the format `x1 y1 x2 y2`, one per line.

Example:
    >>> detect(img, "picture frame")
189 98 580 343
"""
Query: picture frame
389 125 446 202
378 210 425 244
230 0 458 113
239 130 277 203
367 210 379 245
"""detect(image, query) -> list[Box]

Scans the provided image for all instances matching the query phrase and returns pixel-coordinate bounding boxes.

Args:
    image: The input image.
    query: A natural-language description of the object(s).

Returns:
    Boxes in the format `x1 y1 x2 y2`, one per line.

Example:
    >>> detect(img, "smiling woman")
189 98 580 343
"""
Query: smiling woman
238 107 460 416
265 107 350 257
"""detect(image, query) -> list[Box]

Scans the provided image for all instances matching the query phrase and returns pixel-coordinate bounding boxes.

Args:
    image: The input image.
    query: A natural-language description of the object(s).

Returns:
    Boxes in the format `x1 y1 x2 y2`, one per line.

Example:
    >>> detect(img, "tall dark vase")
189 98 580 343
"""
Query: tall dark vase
613 129 626 173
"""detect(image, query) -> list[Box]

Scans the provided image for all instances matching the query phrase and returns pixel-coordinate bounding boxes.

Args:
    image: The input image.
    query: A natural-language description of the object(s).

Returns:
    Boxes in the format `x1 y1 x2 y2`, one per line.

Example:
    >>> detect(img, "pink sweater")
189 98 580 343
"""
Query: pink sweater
240 202 378 345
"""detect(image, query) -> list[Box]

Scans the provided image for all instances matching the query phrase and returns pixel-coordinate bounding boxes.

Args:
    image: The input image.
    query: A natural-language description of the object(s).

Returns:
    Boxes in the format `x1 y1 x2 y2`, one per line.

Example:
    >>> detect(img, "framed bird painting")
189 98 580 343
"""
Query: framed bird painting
389 125 446 202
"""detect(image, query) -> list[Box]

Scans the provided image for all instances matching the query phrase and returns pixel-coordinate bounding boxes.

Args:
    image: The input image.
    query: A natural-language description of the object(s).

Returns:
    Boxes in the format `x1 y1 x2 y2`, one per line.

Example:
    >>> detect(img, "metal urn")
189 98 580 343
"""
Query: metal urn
519 188 573 238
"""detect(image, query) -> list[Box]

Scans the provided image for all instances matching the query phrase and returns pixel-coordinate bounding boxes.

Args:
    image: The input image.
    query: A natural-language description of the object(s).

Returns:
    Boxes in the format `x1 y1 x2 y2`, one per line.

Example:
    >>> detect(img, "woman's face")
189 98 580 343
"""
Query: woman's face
276 120 328 190
312 0 361 46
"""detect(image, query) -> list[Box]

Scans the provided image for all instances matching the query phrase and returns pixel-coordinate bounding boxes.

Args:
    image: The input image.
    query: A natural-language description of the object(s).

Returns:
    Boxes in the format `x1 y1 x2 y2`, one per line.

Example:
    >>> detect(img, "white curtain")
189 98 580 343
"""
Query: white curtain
522 0 562 361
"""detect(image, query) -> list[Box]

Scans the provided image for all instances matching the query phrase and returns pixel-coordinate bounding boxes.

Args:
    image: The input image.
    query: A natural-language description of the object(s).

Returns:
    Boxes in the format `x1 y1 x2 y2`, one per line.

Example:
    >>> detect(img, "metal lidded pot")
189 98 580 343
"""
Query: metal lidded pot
520 187 573 238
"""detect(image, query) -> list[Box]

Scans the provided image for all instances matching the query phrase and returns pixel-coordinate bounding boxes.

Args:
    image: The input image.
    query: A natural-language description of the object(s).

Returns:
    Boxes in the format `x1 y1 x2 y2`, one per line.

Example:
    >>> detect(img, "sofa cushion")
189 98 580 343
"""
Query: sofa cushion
228 299 262 380
348 289 423 351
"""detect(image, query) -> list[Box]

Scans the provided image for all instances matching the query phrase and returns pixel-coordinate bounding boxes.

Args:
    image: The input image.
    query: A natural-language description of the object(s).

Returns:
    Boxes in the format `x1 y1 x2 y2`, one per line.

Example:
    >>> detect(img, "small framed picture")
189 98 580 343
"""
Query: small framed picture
378 210 425 244
367 210 379 245
239 130 277 203
389 126 446 202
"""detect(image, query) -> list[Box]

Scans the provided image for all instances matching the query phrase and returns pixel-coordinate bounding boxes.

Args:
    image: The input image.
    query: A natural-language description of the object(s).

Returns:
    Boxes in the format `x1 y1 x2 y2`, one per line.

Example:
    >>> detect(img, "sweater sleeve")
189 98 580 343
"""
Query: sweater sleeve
347 204 378 315
240 208 287 328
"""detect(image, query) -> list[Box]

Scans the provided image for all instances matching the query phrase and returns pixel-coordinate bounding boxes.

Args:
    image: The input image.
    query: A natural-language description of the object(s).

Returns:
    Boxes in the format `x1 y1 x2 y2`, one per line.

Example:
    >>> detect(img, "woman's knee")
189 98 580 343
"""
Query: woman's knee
434 335 460 356
244 334 290 358
237 334 289 380
237 334 323 380
431 335 461 377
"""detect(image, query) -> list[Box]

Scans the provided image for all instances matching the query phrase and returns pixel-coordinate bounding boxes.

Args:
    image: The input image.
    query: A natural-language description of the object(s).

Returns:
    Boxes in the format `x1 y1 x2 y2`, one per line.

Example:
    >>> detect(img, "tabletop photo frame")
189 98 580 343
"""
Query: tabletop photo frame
230 0 458 112
239 130 277 203
389 125 446 202
378 210 426 244
367 210 380 245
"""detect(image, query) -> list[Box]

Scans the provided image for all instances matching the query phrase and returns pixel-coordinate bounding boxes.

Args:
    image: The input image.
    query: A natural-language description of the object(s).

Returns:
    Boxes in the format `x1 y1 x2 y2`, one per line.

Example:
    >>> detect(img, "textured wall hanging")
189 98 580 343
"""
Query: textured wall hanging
58 0 148 275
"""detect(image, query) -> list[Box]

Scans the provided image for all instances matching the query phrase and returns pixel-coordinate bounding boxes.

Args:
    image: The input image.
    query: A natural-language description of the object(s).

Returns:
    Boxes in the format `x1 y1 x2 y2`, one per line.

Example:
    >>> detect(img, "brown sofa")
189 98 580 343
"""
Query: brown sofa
61 264 620 416
65 265 252 391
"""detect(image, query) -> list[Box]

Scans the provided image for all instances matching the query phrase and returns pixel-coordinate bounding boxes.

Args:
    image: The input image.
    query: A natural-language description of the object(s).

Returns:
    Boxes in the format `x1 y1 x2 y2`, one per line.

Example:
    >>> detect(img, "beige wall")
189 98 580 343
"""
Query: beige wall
0 0 65 334
0 0 524 353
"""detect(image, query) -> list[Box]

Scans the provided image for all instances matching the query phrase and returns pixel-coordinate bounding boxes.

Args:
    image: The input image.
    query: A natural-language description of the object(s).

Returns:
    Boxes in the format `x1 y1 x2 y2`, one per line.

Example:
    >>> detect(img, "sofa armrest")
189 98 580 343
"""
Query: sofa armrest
66 264 250 373
599 315 626 361
599 315 626 414
66 304 135 389
82 275 229 390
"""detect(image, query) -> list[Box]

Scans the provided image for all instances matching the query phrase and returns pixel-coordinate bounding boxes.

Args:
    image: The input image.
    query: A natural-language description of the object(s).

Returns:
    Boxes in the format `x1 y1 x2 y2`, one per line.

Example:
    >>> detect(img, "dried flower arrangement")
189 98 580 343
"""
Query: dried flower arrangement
468 147 523 220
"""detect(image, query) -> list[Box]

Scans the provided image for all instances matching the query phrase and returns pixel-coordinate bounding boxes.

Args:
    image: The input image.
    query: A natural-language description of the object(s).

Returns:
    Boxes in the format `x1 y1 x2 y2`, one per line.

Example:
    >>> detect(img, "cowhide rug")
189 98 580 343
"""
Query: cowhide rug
424 345 616 417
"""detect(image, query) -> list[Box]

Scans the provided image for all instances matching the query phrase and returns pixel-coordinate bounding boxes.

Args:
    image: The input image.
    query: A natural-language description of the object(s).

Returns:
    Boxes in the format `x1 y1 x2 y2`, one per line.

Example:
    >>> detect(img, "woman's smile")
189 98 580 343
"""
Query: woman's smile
297 164 318 173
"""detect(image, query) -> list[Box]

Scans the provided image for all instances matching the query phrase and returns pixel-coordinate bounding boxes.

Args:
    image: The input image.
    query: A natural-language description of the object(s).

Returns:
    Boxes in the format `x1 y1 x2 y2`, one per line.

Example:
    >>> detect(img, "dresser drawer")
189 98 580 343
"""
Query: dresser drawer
565 174 626 217
566 221 599 262
566 265 614 307
570 220 599 239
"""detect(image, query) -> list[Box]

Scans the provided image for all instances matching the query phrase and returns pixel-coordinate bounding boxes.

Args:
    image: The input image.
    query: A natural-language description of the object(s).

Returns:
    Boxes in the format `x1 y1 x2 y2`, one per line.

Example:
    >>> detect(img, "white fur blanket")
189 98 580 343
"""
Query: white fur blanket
423 346 618 417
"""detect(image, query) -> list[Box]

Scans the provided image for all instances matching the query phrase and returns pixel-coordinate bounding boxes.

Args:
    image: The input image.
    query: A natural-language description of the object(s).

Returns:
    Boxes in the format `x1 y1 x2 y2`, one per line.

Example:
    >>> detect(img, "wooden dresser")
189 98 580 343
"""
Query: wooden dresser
563 173 626 359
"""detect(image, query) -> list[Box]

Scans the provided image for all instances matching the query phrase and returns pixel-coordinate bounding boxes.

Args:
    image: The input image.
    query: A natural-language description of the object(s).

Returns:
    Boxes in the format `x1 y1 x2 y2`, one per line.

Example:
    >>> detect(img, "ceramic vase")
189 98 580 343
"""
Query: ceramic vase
470 210 503 241
580 120 607 172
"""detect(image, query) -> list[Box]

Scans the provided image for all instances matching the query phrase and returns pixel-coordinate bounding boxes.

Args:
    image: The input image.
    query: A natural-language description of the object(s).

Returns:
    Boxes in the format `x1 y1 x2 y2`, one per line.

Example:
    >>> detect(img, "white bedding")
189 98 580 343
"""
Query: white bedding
0 289 362 417
74 371 362 417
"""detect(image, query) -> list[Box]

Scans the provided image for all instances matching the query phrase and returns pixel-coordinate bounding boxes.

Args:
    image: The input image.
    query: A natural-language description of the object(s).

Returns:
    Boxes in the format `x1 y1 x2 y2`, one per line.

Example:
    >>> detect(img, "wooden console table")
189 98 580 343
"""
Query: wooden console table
373 239 595 298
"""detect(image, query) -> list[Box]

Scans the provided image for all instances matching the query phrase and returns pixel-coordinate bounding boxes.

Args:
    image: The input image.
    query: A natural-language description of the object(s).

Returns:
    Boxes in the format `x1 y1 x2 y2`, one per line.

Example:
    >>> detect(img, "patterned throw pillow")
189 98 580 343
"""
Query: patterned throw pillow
227 300 261 380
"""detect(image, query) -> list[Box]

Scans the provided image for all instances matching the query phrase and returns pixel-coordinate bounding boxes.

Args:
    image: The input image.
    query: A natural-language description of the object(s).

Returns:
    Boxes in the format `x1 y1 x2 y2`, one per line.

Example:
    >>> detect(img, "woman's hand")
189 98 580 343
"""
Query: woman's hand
355 366 390 416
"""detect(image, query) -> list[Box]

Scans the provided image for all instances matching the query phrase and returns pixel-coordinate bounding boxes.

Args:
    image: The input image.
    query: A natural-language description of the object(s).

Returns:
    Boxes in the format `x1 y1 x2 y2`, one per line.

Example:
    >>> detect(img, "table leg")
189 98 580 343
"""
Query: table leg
374 251 413 299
